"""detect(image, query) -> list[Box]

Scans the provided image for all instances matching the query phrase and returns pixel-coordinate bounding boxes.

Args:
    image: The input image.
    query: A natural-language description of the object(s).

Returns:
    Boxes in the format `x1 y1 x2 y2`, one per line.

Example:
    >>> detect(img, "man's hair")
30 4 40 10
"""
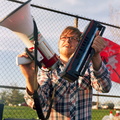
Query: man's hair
60 26 82 40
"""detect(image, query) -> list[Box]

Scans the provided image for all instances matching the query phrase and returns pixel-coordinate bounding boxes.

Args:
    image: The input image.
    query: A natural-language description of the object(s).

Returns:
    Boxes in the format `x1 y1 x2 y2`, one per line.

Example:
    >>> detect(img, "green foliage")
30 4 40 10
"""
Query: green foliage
0 89 25 105
0 91 7 104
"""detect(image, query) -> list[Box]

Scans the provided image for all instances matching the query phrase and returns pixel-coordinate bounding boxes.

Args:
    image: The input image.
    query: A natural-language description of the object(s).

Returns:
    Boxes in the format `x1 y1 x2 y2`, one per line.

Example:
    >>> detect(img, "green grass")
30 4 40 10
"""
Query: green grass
2 106 116 120
3 106 38 119
92 109 116 120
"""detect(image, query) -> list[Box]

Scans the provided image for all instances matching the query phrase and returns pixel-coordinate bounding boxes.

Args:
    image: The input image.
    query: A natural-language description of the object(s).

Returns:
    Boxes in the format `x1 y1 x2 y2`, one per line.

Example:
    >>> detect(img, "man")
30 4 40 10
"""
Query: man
18 26 112 120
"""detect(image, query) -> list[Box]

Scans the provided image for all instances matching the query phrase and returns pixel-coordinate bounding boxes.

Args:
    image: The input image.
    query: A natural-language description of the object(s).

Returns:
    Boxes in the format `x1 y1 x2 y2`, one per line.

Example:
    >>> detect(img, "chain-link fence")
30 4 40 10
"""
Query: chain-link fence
0 0 120 120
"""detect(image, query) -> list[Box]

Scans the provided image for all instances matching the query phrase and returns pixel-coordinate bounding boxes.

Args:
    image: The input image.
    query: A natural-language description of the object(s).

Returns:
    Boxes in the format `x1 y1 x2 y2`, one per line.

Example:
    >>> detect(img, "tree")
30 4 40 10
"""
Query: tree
0 90 8 104
0 89 25 105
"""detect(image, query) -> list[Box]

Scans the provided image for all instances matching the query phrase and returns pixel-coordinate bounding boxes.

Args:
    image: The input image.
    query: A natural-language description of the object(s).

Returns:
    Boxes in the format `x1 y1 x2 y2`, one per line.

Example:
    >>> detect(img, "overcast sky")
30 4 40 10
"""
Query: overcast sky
30 0 120 25
1 0 120 26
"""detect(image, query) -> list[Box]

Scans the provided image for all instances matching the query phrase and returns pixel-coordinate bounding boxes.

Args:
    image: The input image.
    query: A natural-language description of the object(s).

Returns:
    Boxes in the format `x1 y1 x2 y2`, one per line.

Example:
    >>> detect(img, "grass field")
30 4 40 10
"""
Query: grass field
92 109 116 120
2 106 116 120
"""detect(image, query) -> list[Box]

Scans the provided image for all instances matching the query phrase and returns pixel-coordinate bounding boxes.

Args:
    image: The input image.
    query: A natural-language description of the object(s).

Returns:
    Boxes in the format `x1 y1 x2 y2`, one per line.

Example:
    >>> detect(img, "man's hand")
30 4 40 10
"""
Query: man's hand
18 50 38 94
91 35 107 71
92 35 107 54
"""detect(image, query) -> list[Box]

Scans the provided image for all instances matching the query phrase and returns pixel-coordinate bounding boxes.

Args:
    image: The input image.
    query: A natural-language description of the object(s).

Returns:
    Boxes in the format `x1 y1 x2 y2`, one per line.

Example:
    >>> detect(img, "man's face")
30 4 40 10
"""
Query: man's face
58 34 79 57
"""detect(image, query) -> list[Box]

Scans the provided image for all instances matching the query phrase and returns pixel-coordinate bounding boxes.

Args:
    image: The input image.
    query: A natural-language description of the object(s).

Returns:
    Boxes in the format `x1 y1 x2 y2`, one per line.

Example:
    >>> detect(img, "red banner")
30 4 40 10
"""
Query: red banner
100 38 120 84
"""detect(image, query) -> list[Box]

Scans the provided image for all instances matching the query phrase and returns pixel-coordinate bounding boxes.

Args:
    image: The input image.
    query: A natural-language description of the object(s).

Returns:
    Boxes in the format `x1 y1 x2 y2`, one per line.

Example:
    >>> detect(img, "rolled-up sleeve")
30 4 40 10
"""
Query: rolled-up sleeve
91 62 112 93
24 69 52 110
24 89 35 109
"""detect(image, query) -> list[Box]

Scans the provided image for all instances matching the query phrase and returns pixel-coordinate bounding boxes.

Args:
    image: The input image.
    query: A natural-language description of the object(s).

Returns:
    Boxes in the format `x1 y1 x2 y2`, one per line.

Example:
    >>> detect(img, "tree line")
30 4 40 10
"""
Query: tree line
0 89 25 106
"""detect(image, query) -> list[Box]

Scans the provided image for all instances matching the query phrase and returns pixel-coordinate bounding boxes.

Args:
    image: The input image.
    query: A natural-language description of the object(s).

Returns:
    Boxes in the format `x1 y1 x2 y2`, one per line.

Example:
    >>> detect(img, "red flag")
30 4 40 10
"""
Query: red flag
100 38 120 84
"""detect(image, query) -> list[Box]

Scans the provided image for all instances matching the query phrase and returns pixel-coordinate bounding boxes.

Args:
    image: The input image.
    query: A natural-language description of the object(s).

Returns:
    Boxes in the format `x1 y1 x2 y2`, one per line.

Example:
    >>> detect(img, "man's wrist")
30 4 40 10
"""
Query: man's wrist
92 53 102 71
26 87 34 95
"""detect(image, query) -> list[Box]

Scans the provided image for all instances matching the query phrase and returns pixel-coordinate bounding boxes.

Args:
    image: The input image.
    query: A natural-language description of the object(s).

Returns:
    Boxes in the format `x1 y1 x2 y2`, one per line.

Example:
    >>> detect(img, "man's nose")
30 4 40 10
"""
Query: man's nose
65 37 71 42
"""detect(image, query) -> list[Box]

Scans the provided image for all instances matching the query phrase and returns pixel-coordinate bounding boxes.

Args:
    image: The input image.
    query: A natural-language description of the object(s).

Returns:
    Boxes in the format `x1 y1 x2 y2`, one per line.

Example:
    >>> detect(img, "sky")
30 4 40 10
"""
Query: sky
0 0 120 27
0 0 120 104
30 0 120 25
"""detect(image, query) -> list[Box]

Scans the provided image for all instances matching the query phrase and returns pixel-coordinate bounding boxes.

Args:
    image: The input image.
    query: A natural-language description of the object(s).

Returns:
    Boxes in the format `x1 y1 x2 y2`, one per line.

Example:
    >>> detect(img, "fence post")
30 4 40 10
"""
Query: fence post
74 17 78 28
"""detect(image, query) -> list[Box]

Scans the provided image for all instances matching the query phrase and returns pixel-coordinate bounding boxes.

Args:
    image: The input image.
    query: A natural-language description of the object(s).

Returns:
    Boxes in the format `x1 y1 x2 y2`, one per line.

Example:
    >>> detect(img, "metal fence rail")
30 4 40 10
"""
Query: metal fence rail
0 0 120 120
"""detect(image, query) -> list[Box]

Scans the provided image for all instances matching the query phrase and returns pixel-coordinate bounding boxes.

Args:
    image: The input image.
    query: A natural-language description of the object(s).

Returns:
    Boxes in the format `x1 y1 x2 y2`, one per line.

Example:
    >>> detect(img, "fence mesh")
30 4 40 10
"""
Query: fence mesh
0 0 120 120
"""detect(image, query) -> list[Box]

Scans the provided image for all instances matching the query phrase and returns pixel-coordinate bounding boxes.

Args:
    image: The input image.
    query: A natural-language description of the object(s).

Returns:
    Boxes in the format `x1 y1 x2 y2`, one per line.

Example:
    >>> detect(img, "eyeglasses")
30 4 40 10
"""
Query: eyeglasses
60 36 79 42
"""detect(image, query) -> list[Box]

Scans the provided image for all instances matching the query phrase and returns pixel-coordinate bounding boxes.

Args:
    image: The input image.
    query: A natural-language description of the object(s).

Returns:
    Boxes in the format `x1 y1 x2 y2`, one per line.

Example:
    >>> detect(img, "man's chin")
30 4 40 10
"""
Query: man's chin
60 51 73 57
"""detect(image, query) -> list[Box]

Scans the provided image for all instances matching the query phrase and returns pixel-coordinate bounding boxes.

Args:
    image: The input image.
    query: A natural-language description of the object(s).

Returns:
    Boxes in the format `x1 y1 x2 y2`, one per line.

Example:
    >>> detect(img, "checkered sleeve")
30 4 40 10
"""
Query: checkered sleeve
24 68 52 110
91 62 112 93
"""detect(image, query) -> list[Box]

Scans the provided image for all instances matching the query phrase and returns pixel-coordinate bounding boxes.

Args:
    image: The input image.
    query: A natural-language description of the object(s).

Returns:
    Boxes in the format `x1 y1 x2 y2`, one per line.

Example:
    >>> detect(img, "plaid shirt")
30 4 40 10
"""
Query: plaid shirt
24 62 111 120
